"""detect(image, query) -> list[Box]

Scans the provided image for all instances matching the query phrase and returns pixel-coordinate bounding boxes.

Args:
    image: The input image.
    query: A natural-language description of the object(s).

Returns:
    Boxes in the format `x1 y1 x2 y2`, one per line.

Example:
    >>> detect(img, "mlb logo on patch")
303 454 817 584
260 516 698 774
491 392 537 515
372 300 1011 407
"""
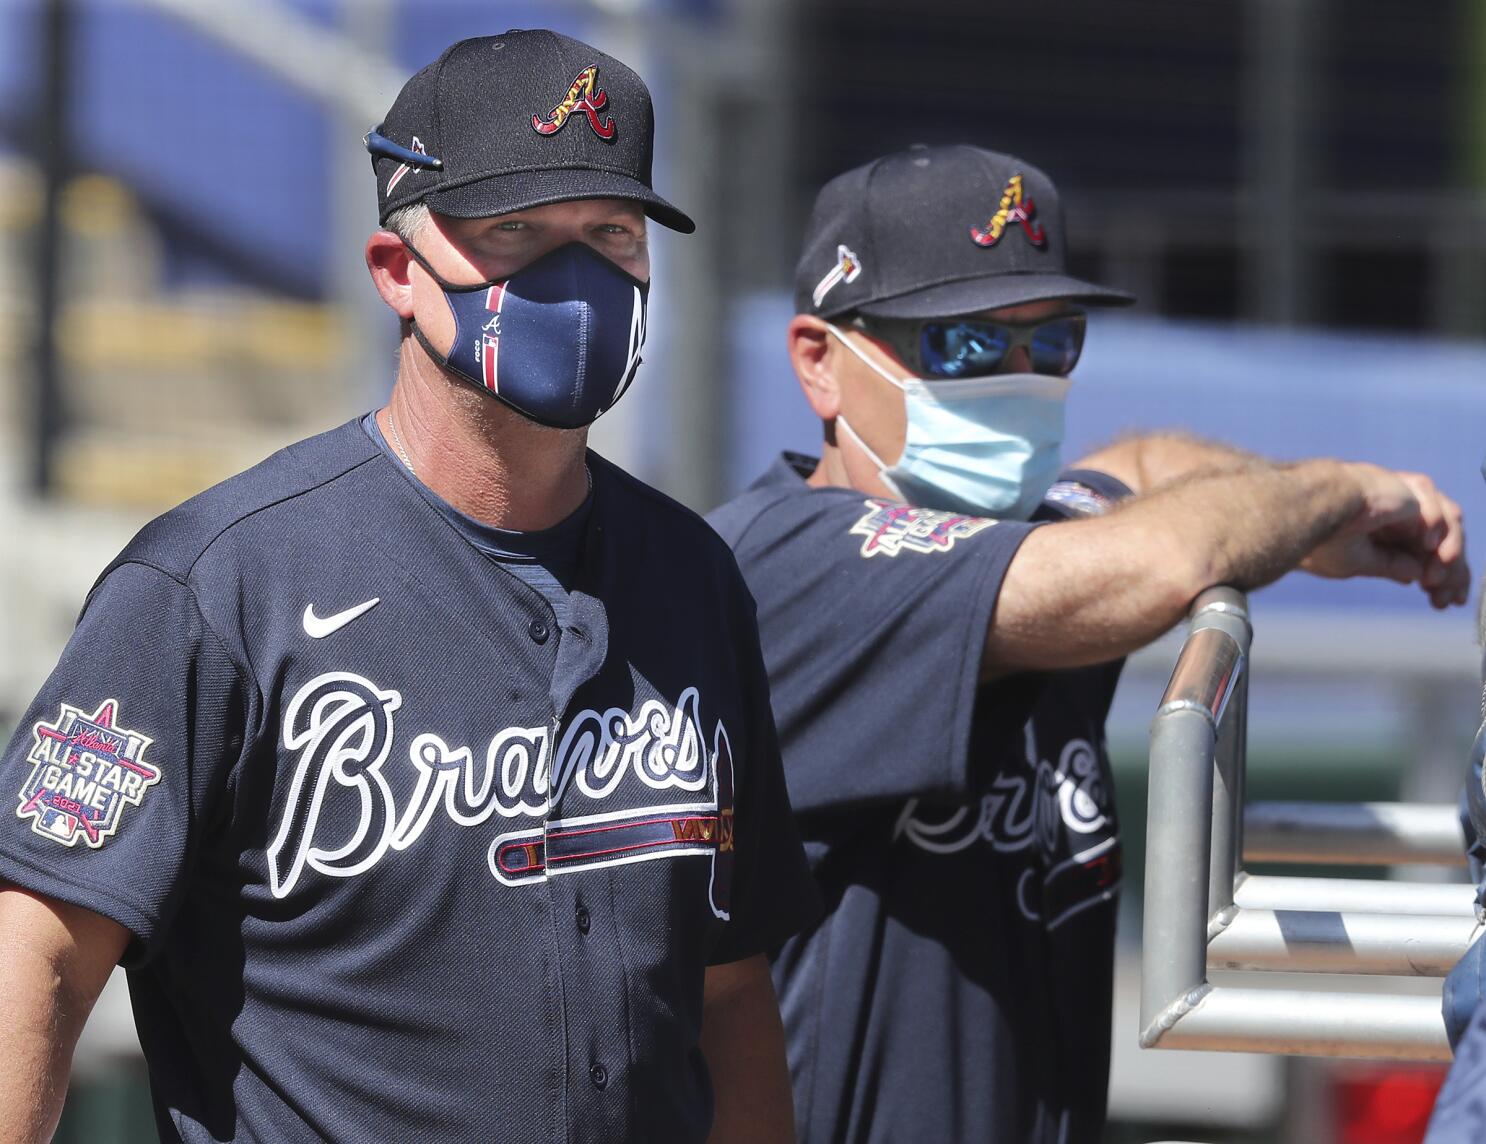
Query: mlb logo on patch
18 699 160 847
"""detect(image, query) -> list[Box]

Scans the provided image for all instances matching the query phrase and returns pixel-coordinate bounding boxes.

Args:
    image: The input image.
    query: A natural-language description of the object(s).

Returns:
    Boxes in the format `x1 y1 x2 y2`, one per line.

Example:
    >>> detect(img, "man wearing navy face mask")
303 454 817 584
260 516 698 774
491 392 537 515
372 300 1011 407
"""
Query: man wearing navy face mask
0 31 816 1143
707 144 1471 1143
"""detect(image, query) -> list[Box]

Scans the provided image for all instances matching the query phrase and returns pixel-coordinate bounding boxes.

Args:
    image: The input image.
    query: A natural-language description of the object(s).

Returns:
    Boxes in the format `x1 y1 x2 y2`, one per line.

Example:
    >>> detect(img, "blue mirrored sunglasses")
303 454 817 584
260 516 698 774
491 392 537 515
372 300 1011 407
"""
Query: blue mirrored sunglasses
854 311 1087 379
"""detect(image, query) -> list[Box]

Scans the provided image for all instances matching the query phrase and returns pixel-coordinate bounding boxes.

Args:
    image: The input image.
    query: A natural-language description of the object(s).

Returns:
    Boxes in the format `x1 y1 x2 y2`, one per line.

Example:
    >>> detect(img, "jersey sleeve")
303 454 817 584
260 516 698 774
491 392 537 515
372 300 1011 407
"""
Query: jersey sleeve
1035 467 1134 522
1425 994 1486 1141
728 492 1041 815
0 561 250 966
709 588 821 964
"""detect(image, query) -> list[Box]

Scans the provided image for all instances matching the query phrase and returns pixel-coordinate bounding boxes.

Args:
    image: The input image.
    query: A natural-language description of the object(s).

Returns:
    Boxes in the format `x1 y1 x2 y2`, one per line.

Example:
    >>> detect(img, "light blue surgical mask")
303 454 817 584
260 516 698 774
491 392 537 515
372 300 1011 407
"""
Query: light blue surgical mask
828 323 1070 520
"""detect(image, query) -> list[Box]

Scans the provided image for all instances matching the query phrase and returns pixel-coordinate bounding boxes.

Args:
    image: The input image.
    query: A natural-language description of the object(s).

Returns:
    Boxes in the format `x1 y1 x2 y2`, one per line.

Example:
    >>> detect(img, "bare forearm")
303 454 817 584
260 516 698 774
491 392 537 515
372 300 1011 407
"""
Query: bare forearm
988 458 1365 674
1157 458 1364 592
0 887 128 1142
1075 432 1264 496
702 957 796 1144
0 951 80 1142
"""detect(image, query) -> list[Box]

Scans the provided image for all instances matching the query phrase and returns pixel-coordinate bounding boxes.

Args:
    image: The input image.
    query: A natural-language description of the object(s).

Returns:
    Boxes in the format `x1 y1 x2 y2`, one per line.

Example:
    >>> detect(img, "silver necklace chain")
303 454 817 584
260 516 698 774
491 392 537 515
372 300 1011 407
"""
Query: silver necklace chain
387 408 415 475
387 406 593 498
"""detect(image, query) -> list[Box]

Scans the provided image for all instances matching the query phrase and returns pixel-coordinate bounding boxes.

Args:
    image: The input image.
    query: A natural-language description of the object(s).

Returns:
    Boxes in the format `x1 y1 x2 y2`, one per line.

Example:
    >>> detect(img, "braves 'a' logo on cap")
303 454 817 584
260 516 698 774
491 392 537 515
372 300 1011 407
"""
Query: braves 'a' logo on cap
812 244 862 308
971 173 1047 249
18 699 161 847
532 65 617 141
386 136 428 194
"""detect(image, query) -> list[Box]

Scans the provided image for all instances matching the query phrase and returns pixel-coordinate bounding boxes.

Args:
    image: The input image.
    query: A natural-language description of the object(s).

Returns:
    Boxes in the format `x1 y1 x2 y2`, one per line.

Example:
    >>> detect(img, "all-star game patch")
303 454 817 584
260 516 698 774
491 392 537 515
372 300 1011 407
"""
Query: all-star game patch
18 699 160 847
850 498 996 558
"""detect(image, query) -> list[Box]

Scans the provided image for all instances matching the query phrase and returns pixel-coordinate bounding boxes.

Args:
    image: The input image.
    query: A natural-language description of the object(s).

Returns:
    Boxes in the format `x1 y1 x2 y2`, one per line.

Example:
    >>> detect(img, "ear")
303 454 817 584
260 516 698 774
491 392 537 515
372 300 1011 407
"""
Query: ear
787 315 841 421
366 230 415 320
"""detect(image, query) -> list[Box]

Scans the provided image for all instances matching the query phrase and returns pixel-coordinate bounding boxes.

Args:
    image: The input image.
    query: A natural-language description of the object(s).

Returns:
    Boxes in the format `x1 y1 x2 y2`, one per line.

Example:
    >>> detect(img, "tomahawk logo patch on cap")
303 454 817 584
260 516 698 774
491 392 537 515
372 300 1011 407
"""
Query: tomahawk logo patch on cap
386 136 429 195
812 244 862 308
971 173 1047 249
532 65 616 140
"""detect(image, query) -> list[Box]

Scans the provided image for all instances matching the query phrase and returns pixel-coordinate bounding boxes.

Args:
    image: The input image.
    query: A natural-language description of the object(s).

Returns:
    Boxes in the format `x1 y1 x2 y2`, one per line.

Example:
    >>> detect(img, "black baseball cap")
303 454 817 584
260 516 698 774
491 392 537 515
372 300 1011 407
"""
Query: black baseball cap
794 144 1132 319
367 29 694 233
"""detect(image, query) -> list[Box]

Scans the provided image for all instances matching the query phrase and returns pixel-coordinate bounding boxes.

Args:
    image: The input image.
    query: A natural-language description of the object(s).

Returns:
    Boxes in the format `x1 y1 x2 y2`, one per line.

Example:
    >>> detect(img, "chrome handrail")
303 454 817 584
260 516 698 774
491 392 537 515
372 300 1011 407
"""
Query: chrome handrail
1140 588 1477 1061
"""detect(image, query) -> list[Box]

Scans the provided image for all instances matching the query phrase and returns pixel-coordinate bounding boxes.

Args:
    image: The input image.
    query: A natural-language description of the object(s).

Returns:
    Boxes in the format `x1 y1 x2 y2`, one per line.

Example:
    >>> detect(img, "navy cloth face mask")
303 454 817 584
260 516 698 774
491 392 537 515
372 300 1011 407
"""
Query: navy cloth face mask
406 241 649 430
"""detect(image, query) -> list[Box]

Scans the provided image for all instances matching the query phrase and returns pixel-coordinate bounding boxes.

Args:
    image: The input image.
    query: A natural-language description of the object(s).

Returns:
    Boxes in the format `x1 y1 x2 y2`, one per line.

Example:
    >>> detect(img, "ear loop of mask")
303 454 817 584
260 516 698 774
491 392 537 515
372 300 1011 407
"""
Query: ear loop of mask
825 323 910 500
827 322 910 391
399 240 496 372
401 239 496 294
834 414 910 501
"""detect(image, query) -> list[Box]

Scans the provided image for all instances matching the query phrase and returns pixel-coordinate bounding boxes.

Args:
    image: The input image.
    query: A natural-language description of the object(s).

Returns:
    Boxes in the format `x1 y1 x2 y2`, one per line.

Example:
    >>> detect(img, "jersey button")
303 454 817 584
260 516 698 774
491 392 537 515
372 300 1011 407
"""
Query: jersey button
590 1063 608 1090
528 618 550 644
576 904 591 934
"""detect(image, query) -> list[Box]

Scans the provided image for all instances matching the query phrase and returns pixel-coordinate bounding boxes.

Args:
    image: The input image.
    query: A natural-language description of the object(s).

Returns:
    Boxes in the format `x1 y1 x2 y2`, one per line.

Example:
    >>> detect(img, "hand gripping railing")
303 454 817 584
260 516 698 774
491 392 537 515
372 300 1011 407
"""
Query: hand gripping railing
1141 588 1480 1061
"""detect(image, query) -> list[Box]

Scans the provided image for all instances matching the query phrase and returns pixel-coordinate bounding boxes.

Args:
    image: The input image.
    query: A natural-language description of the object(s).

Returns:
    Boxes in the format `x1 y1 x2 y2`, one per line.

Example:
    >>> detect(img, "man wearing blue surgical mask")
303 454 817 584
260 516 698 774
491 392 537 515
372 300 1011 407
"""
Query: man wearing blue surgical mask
823 298 1081 521
706 143 1471 1144
0 31 815 1143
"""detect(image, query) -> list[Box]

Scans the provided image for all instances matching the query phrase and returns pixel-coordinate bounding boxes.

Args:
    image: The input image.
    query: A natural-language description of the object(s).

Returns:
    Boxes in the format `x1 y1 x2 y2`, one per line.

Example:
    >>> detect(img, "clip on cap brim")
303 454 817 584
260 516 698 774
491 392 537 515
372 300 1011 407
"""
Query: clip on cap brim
365 129 444 171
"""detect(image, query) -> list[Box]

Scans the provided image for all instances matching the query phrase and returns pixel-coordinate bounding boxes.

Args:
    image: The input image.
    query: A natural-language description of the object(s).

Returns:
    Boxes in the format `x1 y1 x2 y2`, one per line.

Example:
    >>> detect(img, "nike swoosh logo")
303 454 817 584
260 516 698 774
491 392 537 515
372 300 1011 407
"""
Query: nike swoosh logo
303 598 381 639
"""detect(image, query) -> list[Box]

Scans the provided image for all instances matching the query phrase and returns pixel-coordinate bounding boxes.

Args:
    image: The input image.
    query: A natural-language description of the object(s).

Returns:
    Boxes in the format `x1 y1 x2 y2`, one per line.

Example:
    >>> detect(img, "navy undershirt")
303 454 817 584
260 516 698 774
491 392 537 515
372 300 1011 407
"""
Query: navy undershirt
361 412 588 627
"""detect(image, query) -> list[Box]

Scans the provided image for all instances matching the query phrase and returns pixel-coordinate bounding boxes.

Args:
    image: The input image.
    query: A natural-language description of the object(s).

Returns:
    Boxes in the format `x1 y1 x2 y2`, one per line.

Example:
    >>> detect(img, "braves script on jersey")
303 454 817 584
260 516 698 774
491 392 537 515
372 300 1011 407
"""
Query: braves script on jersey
707 454 1129 1144
0 422 816 1143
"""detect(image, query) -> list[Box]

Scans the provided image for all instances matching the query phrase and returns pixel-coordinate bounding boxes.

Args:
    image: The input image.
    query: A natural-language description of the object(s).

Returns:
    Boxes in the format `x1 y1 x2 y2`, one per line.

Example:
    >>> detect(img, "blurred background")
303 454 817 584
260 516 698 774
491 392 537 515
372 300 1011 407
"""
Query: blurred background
1 0 1484 1140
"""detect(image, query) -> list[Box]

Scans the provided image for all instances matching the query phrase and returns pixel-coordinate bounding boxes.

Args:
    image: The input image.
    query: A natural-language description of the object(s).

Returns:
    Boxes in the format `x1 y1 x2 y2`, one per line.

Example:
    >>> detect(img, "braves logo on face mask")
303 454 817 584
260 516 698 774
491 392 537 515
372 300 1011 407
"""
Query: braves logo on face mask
405 241 649 430
970 173 1047 249
532 65 617 140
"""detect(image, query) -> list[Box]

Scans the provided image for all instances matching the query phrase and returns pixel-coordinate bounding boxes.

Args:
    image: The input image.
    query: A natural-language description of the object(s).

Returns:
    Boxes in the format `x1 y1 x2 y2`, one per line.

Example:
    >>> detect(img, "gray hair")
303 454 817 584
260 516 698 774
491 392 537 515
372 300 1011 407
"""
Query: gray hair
384 201 432 244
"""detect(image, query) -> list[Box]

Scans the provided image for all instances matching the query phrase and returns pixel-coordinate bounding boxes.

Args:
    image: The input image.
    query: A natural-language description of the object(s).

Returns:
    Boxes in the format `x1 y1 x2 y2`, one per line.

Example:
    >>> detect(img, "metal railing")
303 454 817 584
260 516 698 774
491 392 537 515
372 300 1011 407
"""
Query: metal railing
1141 587 1481 1061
